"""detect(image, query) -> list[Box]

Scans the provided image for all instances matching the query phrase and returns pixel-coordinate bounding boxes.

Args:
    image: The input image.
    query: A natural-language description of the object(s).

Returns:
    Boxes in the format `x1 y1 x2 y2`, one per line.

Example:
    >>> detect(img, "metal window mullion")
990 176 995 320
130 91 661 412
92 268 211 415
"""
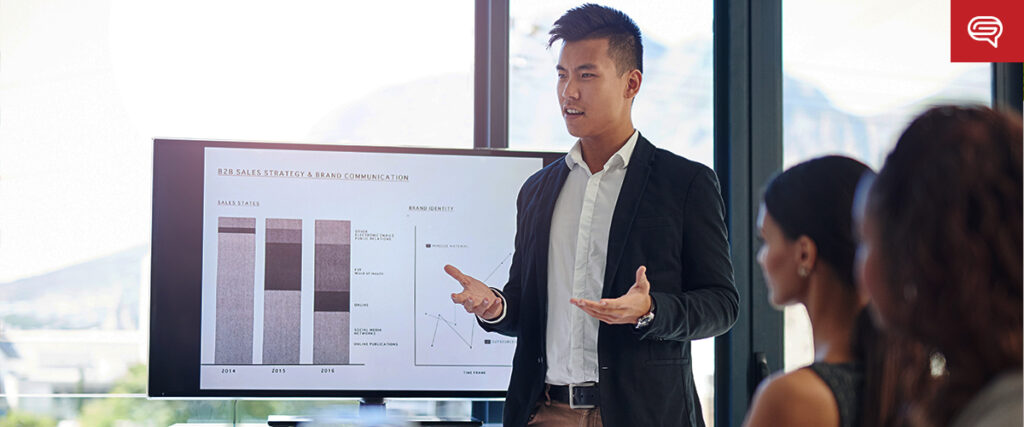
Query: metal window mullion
473 0 511 422
748 0 784 405
993 62 1023 114
714 0 783 425
713 1 750 425
475 0 510 149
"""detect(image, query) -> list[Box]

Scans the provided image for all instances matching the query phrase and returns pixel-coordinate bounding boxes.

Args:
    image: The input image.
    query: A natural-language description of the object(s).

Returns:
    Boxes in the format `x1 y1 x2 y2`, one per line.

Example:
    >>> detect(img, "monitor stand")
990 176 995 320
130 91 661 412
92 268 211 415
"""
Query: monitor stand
405 416 483 426
266 415 311 426
266 399 482 426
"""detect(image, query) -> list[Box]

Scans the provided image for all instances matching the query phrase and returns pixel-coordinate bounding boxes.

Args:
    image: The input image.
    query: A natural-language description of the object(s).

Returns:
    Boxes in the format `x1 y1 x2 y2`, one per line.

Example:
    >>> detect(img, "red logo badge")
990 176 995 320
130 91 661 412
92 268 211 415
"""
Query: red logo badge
951 0 1024 62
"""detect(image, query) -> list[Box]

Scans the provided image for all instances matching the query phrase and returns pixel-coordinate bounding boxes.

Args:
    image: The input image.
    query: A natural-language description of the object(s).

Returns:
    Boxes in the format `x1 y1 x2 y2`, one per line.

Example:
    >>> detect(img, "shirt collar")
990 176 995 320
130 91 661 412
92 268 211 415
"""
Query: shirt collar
564 130 639 171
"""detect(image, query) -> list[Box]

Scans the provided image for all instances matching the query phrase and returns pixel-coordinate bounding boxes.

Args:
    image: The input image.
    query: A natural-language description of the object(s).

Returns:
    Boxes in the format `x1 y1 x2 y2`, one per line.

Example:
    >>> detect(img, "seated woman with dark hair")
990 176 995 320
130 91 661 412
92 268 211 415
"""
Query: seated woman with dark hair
743 155 877 427
857 105 1023 427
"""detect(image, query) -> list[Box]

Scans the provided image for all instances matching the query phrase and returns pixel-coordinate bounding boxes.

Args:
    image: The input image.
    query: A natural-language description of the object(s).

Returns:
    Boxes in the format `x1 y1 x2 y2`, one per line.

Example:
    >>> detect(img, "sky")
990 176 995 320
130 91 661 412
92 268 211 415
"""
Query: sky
783 0 983 115
0 0 992 283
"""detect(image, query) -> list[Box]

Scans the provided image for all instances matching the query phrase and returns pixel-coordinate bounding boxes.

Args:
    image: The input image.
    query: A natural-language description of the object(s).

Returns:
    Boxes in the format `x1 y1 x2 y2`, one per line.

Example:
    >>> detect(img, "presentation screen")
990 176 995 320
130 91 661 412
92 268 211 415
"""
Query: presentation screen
149 139 560 398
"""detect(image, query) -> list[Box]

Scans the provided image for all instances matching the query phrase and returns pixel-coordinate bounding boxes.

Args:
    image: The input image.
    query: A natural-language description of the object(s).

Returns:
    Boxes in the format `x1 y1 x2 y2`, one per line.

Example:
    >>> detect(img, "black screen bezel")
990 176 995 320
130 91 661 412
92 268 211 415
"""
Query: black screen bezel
148 138 563 399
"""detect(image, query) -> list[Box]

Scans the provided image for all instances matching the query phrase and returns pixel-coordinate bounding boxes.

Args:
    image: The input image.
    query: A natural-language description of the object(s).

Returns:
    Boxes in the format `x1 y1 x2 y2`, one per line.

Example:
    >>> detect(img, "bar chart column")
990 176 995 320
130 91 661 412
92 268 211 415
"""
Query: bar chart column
215 217 256 364
313 220 351 364
263 218 302 364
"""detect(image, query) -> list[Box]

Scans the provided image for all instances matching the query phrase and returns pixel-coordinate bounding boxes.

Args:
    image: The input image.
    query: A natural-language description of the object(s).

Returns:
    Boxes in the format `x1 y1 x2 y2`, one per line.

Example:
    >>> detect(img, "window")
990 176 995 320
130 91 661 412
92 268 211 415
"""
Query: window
508 1 714 163
508 2 716 424
2 0 1007 424
0 1 472 422
781 0 991 371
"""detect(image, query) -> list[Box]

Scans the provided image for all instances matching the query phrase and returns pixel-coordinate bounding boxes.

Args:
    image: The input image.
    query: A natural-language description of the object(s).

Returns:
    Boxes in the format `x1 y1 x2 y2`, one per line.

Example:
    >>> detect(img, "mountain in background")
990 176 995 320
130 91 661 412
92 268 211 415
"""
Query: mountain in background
0 245 145 330
0 34 987 332
309 26 986 169
306 32 873 165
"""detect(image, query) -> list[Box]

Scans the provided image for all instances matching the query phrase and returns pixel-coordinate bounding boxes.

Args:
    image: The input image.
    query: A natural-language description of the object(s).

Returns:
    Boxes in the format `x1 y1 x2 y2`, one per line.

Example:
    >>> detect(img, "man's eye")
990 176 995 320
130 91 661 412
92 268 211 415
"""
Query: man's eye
582 73 595 78
557 74 566 79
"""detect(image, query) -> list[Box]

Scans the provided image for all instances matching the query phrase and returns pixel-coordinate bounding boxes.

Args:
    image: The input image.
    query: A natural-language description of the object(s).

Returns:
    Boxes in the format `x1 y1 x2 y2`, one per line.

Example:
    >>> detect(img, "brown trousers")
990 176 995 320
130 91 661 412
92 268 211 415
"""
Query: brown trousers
526 386 604 427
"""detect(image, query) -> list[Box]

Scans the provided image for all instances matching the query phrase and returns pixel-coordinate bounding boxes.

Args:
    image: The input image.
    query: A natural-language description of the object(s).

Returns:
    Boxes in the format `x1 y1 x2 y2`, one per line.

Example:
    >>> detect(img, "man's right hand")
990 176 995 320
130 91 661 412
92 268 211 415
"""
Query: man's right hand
445 264 504 321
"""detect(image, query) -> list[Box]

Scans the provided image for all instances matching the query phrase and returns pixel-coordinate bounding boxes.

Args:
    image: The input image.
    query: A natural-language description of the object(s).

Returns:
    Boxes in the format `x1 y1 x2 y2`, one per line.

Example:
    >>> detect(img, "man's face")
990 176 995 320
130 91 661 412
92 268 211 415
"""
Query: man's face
556 38 635 140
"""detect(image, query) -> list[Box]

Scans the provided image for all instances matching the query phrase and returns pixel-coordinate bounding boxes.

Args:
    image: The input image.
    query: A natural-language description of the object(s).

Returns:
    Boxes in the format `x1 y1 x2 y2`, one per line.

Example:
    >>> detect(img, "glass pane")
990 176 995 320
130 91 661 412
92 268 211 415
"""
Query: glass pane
235 399 359 423
0 395 238 425
781 0 991 371
0 394 477 425
509 1 715 163
509 2 716 425
0 0 472 420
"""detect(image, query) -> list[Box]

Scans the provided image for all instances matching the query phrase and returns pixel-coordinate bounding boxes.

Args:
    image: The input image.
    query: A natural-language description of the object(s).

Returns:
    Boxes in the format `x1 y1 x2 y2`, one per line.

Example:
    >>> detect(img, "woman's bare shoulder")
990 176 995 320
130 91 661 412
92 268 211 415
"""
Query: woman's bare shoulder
742 367 839 427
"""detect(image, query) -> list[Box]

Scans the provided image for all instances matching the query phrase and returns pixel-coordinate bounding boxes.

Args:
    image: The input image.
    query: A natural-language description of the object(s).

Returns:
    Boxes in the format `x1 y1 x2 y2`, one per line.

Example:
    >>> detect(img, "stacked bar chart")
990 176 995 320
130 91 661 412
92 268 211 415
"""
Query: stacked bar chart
313 220 352 364
198 146 537 391
215 217 256 364
263 218 302 364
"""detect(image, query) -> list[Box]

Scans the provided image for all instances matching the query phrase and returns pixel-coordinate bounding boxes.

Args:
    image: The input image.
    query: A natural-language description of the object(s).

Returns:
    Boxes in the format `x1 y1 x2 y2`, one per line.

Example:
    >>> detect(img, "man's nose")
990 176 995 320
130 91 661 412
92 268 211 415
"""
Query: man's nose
560 78 580 100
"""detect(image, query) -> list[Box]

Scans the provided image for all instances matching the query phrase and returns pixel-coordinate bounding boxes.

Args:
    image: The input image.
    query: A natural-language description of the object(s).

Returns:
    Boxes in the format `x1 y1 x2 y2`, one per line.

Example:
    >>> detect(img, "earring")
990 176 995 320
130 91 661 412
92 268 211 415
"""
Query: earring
903 284 918 302
798 266 809 278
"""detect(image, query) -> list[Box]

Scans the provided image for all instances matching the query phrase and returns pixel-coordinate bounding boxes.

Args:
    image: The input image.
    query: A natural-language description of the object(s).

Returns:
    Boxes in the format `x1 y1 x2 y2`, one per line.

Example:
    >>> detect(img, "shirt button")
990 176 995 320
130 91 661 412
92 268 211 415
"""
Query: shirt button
537 356 545 364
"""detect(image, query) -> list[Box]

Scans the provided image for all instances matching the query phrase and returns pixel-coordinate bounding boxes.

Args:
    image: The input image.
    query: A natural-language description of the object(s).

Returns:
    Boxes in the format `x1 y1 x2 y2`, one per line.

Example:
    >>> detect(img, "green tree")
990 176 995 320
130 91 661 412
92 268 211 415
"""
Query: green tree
75 364 357 425
76 364 194 426
0 410 57 427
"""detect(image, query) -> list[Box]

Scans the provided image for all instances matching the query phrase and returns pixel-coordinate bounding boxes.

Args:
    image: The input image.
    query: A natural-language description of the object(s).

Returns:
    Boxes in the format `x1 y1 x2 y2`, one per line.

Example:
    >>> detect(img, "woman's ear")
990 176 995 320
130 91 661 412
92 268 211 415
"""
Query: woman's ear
795 235 818 274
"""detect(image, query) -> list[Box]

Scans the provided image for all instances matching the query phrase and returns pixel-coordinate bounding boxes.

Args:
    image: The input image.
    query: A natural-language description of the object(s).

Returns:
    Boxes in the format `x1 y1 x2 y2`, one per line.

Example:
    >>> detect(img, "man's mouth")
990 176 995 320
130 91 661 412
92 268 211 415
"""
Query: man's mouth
564 107 584 116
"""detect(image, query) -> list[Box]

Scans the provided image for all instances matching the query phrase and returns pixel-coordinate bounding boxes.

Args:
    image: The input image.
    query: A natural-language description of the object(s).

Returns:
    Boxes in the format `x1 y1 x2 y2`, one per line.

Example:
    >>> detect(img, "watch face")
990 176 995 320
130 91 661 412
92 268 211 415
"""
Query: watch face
636 311 654 328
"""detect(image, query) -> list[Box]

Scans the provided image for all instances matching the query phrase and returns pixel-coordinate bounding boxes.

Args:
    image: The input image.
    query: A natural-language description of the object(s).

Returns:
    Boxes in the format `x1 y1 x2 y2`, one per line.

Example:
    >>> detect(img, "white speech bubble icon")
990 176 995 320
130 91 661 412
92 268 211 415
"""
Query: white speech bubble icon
968 16 1003 48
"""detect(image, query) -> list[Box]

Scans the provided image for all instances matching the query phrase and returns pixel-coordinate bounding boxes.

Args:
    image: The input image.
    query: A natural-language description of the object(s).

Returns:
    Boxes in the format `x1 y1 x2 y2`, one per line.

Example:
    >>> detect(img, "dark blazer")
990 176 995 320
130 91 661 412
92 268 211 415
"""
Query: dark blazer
480 135 739 427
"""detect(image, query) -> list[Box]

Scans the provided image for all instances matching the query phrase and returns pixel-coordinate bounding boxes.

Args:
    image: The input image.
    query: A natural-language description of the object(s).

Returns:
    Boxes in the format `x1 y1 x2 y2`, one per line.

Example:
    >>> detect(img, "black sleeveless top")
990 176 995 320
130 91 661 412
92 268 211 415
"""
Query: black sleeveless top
808 362 864 427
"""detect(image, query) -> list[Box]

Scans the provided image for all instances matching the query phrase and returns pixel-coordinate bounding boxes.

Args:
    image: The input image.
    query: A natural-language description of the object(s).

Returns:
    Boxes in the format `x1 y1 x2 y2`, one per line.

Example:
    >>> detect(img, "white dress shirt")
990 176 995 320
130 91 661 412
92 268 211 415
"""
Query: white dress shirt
544 130 638 385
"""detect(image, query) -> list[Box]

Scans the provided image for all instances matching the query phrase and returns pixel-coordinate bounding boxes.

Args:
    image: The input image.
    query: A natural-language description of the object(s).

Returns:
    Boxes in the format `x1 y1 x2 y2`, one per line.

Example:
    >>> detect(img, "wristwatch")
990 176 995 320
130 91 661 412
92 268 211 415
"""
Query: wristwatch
635 297 655 329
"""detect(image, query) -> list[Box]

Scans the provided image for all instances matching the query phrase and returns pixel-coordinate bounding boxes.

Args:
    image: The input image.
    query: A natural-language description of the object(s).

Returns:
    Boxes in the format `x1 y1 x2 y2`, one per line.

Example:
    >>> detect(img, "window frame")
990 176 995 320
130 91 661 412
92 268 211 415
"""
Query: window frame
3 0 1016 424
475 1 1021 426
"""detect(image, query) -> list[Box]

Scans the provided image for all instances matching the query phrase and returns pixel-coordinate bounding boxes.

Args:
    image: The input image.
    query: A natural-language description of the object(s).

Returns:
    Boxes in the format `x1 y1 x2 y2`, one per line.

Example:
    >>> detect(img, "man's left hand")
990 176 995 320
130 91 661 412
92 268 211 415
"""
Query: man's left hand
571 265 653 325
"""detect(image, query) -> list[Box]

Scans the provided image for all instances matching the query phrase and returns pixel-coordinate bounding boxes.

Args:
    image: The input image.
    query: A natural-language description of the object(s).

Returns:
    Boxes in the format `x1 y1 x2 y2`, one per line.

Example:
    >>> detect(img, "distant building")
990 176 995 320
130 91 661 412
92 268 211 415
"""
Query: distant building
0 246 149 418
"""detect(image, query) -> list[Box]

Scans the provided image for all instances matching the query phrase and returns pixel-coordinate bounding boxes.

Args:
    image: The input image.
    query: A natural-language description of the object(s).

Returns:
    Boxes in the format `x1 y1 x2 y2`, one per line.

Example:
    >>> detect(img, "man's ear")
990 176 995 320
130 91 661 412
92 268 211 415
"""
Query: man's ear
625 69 642 99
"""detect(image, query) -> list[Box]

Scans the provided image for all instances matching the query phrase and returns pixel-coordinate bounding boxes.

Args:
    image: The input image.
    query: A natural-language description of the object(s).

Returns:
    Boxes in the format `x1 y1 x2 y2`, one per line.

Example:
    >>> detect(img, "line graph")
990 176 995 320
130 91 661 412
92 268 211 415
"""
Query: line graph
424 312 475 349
446 251 512 328
483 252 513 282
427 251 510 350
413 224 516 367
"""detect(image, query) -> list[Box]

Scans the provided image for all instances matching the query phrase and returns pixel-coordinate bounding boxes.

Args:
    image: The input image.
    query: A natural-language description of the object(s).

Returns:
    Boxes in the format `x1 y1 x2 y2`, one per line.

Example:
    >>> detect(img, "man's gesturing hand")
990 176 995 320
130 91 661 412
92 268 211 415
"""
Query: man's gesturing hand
571 266 653 325
445 264 504 321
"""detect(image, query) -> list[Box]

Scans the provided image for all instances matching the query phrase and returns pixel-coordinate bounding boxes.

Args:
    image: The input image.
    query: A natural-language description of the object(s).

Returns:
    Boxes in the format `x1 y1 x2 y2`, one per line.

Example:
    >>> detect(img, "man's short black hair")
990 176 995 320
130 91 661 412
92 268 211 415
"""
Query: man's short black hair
548 3 643 75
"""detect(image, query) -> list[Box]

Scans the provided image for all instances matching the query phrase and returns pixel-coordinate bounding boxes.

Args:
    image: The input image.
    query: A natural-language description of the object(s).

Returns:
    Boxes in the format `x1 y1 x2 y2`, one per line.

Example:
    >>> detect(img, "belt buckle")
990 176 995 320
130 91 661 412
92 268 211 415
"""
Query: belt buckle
568 382 596 409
